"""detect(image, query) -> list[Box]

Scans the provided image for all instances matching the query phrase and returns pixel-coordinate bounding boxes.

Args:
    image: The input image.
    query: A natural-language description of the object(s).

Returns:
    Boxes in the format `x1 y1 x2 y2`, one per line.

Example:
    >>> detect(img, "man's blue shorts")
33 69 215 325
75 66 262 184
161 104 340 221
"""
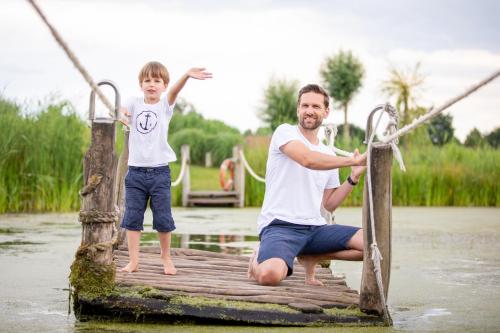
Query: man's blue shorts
258 219 360 276
121 165 176 233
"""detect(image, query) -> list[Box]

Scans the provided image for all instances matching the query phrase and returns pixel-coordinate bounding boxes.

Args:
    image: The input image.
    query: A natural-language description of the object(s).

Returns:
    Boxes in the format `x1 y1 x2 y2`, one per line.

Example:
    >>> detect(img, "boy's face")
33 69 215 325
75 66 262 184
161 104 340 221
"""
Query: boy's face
141 75 167 104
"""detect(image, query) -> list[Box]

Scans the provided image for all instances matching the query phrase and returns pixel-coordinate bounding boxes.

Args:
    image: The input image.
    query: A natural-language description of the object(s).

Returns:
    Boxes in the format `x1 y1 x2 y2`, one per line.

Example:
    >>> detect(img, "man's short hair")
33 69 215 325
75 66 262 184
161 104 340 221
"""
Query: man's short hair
138 61 170 85
297 84 330 108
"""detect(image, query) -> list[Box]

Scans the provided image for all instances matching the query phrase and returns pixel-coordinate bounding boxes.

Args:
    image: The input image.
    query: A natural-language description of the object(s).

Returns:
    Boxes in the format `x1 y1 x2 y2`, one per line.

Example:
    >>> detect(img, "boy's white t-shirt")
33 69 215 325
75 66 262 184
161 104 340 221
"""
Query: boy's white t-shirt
125 97 176 167
257 124 340 234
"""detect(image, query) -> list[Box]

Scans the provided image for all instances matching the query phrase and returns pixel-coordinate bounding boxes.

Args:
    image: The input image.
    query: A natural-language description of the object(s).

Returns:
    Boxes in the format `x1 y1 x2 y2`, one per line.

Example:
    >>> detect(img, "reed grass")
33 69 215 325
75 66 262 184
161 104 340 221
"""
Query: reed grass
0 98 88 212
241 139 499 207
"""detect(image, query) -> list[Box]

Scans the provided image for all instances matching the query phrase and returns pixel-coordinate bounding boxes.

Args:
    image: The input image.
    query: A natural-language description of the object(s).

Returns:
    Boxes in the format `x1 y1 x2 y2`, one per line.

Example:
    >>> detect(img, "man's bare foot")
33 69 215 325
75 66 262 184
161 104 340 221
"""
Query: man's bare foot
161 255 177 275
297 255 324 286
247 247 259 280
120 262 138 273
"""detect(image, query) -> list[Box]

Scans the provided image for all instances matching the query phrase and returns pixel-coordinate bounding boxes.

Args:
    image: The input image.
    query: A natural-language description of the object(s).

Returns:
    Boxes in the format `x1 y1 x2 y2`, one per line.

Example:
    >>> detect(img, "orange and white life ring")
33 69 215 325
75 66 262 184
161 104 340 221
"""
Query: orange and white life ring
219 159 235 191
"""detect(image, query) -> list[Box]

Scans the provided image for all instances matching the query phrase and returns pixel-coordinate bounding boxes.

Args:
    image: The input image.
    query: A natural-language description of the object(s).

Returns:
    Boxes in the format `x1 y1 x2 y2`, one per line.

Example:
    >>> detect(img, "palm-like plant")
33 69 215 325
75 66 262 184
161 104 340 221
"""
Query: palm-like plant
381 63 425 126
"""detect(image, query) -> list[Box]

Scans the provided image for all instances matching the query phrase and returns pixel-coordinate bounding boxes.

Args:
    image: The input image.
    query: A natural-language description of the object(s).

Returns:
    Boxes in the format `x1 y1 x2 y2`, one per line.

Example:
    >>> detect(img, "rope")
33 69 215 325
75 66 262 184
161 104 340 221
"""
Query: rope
239 150 265 182
323 124 354 157
365 105 391 324
76 209 119 253
171 153 188 187
381 69 500 143
79 210 119 224
27 0 116 119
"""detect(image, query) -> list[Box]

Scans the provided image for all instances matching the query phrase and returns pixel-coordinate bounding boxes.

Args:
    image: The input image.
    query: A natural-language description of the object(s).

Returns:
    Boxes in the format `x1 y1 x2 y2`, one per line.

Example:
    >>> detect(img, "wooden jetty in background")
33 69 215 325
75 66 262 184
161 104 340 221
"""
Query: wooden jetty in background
70 81 393 327
180 145 244 207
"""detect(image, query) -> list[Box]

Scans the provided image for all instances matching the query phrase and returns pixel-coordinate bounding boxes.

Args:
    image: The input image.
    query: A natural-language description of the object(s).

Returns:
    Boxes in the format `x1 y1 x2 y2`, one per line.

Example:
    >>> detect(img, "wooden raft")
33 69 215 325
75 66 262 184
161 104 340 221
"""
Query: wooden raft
76 246 383 326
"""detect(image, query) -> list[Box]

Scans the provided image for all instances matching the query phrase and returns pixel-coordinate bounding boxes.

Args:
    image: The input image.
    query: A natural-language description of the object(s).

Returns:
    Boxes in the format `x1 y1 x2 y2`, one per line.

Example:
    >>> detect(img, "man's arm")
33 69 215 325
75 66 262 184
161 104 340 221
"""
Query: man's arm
280 140 366 170
322 149 366 212
167 67 212 105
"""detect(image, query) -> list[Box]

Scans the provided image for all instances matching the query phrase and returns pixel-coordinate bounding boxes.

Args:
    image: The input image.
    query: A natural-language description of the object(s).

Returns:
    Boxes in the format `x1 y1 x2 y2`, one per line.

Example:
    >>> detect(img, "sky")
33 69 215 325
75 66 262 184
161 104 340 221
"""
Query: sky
1 0 499 141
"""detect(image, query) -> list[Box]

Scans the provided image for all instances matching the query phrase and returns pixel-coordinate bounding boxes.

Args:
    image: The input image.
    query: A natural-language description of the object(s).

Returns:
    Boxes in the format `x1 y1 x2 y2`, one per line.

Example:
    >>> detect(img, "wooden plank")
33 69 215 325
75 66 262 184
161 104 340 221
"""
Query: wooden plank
187 198 240 205
188 191 238 197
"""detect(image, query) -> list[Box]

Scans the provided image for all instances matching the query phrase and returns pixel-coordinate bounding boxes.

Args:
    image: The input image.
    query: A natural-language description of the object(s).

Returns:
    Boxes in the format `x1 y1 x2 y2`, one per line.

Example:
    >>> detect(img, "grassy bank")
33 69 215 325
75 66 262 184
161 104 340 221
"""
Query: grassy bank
242 142 500 207
0 97 498 213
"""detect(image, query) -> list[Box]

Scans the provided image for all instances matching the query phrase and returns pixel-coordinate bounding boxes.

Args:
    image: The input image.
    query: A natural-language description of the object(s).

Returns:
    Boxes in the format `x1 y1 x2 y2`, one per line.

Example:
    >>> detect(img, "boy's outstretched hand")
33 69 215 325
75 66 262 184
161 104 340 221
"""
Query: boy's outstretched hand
187 67 213 80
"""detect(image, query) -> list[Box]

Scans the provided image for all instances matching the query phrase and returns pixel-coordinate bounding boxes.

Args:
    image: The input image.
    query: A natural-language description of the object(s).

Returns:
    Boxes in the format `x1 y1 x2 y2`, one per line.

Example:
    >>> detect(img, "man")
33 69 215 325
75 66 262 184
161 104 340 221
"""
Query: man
247 84 366 286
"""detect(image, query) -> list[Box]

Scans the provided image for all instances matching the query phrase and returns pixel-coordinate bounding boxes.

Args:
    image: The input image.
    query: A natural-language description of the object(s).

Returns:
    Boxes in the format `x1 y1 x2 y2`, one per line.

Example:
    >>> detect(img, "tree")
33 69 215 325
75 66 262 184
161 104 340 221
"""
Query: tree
464 128 486 148
258 78 299 131
427 113 454 146
381 63 425 126
320 50 364 142
485 127 500 149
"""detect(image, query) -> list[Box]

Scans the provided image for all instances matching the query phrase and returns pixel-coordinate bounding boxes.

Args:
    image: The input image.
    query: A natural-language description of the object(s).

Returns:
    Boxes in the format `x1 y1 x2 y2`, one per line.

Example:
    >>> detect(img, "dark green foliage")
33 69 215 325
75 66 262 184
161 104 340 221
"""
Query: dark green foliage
335 124 366 143
485 127 500 149
464 128 486 148
258 78 299 131
168 110 242 166
427 113 455 146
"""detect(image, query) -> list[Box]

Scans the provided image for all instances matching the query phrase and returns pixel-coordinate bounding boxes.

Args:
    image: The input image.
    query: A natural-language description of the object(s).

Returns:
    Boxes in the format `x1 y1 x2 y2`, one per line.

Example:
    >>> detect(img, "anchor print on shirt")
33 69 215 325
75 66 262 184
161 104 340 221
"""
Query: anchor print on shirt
136 110 158 134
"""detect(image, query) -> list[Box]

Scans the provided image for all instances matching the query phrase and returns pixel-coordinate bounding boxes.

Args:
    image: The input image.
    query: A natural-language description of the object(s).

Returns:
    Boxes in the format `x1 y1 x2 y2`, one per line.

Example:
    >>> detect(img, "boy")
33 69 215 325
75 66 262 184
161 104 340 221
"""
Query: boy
120 61 212 275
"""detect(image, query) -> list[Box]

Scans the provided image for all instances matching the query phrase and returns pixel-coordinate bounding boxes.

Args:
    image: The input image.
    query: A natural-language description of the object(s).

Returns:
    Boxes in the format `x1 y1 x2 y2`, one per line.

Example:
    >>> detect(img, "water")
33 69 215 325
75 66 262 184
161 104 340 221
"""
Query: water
0 208 499 332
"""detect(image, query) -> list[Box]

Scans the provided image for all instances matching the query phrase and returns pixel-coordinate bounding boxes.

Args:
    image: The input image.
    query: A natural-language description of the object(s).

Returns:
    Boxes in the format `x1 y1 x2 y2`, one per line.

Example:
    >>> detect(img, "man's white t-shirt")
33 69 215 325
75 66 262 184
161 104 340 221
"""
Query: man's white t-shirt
257 124 340 234
125 97 176 167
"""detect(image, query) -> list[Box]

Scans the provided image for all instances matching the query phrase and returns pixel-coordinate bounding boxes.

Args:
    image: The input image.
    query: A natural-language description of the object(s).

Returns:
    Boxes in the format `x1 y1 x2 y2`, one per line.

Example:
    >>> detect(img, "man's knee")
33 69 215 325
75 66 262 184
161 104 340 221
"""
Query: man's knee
256 259 288 286
258 268 284 286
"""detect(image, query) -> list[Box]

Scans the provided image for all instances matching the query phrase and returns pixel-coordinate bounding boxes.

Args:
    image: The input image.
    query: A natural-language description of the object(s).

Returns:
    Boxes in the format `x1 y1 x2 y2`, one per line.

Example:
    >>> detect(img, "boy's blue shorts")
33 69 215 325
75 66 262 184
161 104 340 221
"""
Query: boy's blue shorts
258 219 360 276
121 165 176 233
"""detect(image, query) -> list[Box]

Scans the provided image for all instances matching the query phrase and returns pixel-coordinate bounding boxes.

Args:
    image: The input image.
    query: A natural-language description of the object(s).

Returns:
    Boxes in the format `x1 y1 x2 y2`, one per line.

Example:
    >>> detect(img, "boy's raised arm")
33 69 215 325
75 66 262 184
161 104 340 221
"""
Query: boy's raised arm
167 67 212 105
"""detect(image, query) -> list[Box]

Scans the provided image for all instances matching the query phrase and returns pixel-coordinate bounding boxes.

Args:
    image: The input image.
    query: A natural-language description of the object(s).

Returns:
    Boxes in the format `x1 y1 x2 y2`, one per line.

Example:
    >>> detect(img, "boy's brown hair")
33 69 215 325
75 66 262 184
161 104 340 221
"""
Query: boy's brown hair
138 61 170 85
297 84 330 108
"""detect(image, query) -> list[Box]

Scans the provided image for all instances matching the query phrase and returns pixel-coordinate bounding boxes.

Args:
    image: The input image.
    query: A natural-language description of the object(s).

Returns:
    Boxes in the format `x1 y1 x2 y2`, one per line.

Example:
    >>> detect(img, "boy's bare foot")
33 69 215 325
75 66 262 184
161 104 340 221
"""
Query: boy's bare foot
247 247 259 280
120 262 138 273
297 255 324 286
161 255 177 275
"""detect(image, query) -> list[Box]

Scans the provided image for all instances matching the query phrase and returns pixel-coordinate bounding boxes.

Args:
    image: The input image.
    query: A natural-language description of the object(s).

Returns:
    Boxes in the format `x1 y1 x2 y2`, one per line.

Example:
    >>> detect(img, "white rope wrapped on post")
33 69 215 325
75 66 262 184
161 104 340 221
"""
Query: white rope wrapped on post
171 154 188 187
239 150 265 183
27 0 116 120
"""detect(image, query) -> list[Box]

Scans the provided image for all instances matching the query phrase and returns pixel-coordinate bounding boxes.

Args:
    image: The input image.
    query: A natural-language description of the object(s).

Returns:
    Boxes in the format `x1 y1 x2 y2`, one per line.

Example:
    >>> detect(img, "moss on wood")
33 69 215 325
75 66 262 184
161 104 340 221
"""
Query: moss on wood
69 246 115 300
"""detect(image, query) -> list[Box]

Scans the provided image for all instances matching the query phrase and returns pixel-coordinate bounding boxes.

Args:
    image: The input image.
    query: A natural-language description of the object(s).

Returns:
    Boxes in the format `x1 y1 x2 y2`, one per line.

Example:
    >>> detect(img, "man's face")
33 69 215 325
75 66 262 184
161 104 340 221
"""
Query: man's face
297 92 329 130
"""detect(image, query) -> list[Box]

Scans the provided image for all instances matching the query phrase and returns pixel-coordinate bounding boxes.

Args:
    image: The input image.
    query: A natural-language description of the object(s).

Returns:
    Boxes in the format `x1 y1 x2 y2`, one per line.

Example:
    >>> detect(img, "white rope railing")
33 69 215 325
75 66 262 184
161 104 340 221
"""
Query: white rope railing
171 154 188 187
239 150 265 183
27 0 116 119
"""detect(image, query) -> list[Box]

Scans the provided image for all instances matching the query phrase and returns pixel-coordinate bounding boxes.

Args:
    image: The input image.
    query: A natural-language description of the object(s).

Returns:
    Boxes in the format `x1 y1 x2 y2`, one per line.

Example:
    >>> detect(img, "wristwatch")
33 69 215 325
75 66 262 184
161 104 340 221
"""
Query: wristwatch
347 175 358 186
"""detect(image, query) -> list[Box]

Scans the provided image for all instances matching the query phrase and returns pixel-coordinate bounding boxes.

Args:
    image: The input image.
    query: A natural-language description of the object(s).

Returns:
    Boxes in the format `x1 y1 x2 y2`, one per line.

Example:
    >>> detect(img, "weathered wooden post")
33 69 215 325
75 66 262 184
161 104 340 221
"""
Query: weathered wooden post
115 129 129 246
181 144 191 207
70 80 119 304
359 143 393 323
233 145 245 208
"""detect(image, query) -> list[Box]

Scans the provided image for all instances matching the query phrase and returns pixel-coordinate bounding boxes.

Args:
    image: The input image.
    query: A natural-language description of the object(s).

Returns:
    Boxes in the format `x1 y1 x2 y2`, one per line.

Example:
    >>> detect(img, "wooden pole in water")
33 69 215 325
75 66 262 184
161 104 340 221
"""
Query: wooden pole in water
181 145 191 207
233 145 245 208
70 116 118 297
360 143 392 321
